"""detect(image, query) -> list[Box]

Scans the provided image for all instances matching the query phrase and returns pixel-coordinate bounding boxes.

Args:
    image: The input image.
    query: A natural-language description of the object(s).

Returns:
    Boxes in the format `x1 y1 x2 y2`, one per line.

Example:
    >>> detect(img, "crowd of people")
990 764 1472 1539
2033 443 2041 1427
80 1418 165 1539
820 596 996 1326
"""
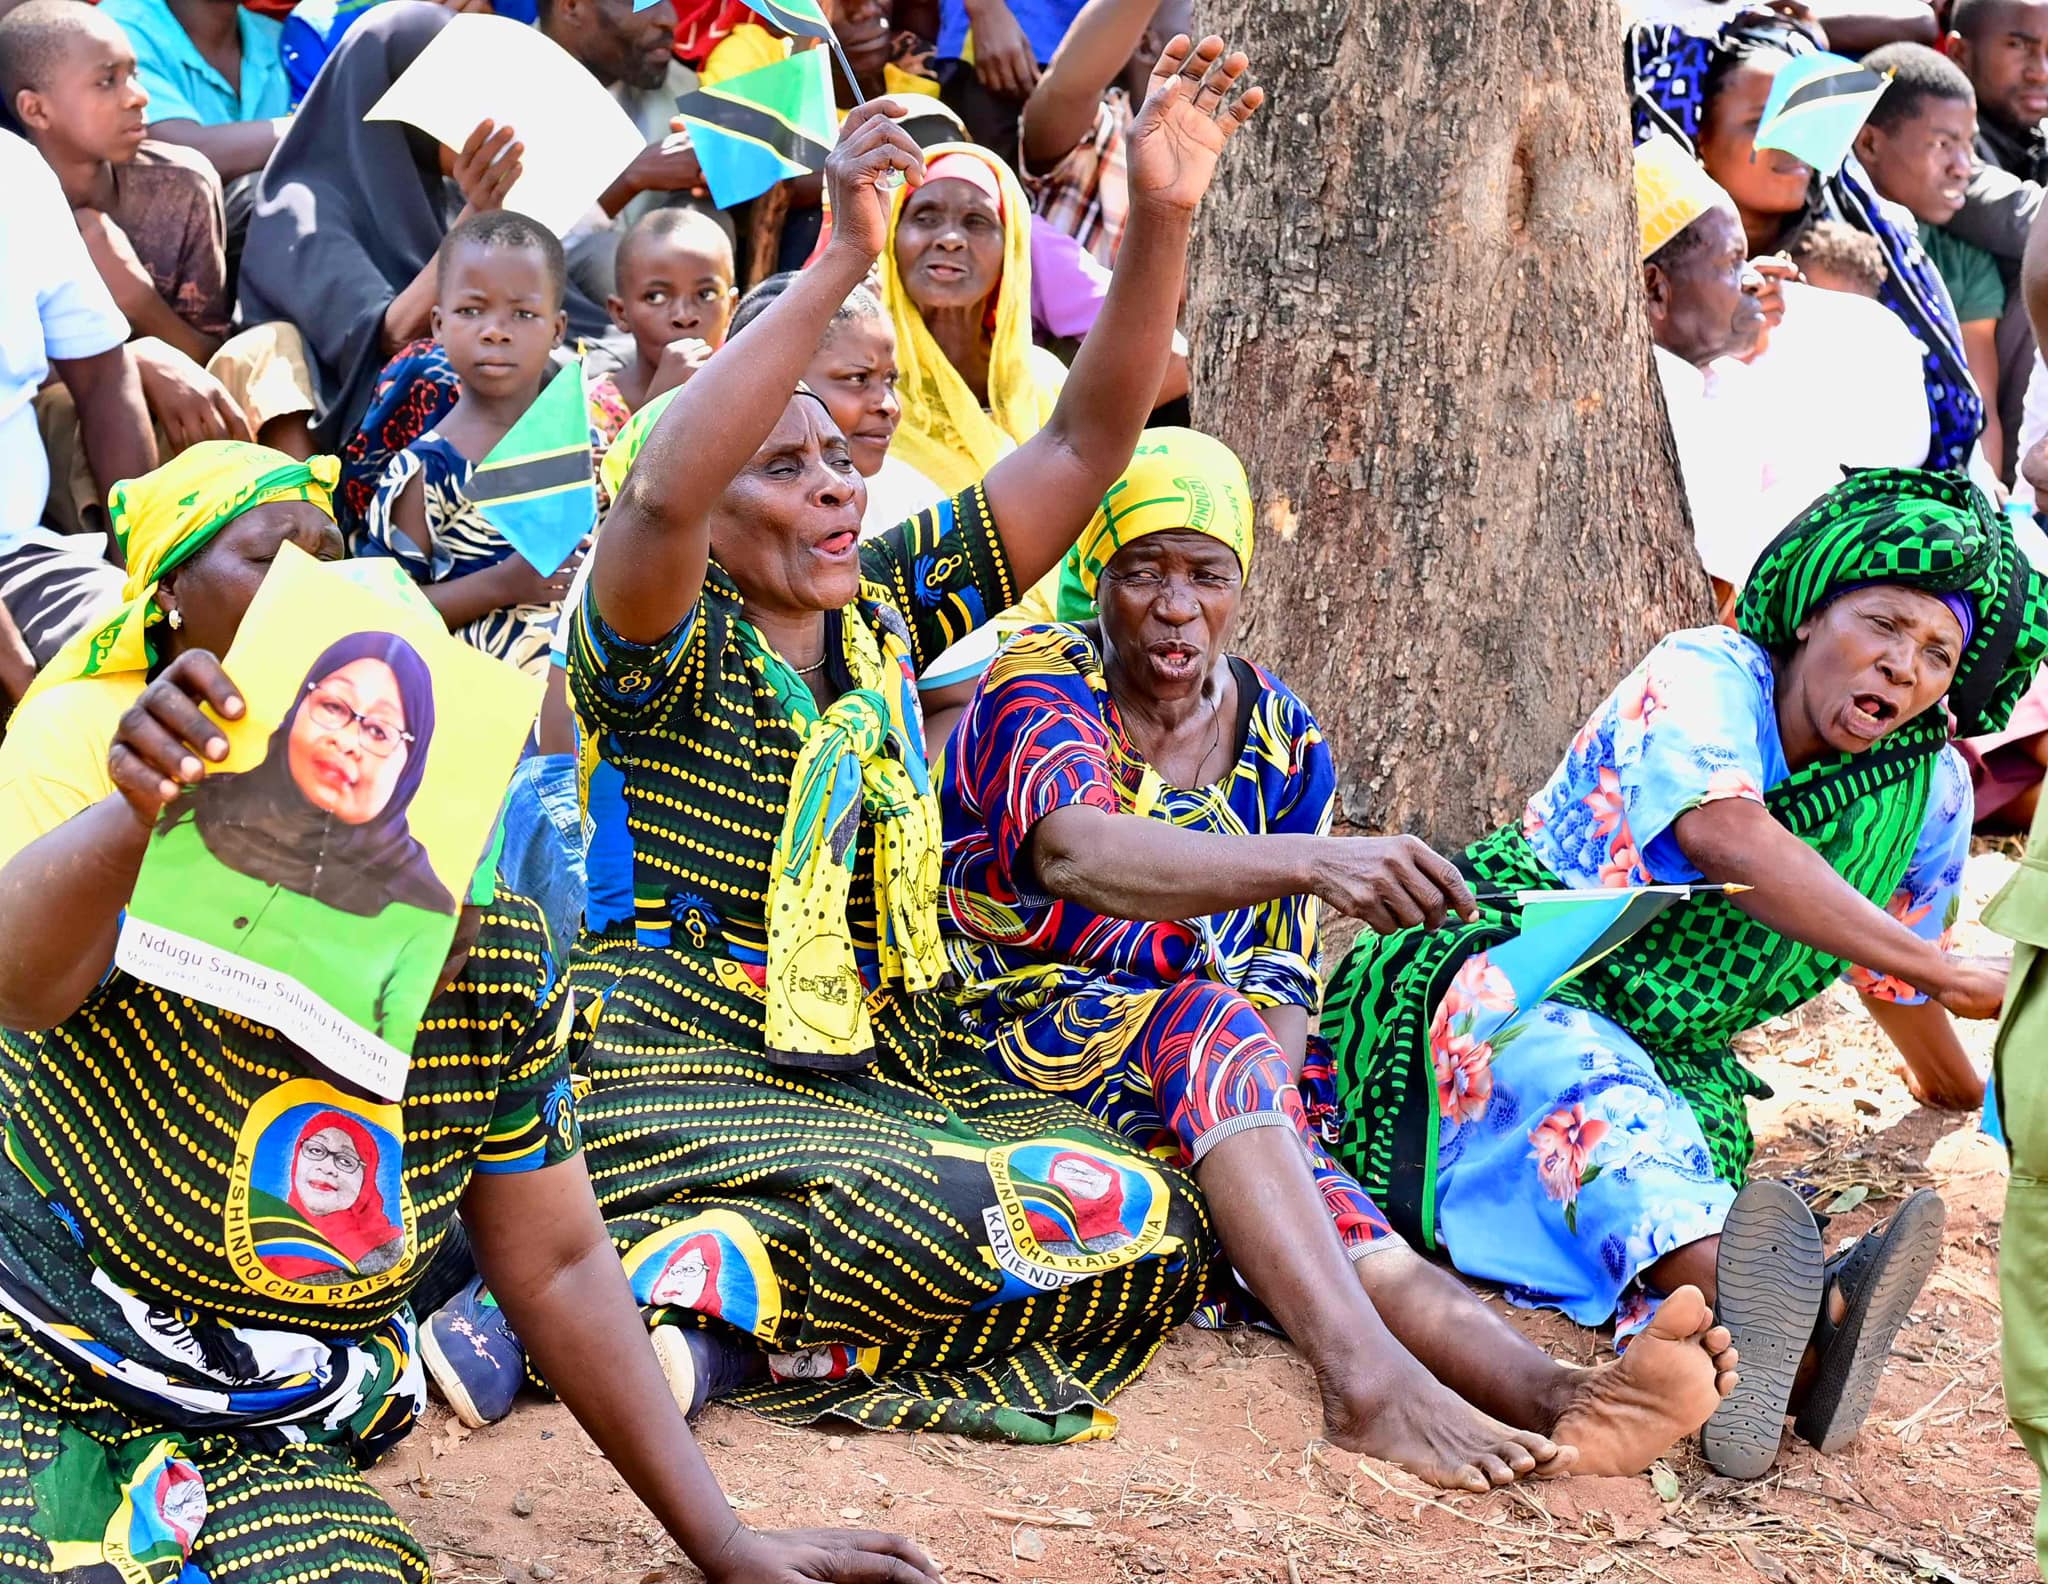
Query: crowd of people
2 0 2048 1577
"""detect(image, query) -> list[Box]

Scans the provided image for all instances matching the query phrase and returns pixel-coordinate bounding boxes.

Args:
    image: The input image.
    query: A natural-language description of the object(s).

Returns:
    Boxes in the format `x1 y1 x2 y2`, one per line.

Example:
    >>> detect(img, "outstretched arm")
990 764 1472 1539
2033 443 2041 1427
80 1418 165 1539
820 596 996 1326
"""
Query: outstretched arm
981 35 1262 593
464 1159 940 1584
590 103 926 645
1674 798 2008 1017
1031 804 1475 935
1020 0 1156 169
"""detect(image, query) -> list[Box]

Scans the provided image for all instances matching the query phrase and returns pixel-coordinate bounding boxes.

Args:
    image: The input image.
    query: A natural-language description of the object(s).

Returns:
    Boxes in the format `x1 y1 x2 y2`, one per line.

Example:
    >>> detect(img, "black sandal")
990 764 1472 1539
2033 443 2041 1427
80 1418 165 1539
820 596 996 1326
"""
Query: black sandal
1792 1187 1946 1454
1702 1179 1825 1479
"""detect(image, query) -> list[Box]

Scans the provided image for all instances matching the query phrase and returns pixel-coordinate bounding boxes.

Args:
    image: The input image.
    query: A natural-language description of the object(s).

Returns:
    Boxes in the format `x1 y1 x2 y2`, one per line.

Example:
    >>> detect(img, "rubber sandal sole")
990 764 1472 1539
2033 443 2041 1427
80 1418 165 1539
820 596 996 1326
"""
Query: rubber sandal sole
1701 1180 1824 1479
1792 1188 1946 1454
418 1323 487 1431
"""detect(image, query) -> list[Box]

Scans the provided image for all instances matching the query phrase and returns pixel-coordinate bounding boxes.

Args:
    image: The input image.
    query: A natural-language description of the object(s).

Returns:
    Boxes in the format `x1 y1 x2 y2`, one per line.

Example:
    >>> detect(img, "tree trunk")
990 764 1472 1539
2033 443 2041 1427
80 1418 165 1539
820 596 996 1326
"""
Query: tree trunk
1187 0 1712 850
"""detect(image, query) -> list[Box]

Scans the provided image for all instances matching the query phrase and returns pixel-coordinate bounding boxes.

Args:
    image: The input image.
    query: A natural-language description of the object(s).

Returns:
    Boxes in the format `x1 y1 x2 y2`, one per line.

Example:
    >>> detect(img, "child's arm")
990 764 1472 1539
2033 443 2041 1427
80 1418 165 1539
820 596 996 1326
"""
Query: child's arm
74 210 218 365
144 117 290 184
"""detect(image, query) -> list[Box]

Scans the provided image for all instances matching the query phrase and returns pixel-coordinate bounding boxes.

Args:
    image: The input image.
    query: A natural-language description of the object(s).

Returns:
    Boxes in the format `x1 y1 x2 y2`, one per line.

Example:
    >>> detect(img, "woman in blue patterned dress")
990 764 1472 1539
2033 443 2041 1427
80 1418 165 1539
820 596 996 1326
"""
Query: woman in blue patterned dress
941 430 1742 1493
1320 468 2047 1477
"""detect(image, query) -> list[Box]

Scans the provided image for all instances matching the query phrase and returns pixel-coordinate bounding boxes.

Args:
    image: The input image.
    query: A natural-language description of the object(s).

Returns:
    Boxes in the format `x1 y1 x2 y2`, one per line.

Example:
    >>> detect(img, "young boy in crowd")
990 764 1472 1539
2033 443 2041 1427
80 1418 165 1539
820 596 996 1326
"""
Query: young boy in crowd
597 206 738 413
1856 42 2010 470
0 0 227 363
357 211 620 679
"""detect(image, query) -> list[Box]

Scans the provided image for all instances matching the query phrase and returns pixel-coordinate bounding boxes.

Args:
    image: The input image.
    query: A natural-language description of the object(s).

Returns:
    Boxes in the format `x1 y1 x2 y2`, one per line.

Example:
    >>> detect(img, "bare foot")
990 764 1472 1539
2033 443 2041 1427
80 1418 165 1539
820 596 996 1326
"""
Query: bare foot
1548 1285 1736 1478
1322 1363 1577 1493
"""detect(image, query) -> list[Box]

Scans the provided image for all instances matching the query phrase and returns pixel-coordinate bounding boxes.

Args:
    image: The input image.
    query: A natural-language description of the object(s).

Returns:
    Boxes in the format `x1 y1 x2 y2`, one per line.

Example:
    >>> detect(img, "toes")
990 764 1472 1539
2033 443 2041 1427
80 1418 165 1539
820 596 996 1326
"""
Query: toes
1513 1431 1563 1465
1474 1452 1517 1487
1716 1368 1740 1399
1498 1439 1538 1475
1646 1284 1708 1338
1452 1463 1492 1494
1703 1325 1733 1355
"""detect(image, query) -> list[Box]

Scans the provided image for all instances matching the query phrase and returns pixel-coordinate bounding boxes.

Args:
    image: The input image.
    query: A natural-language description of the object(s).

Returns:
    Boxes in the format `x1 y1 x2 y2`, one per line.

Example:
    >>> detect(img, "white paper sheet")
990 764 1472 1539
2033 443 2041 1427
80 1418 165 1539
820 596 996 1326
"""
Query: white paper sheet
364 13 646 238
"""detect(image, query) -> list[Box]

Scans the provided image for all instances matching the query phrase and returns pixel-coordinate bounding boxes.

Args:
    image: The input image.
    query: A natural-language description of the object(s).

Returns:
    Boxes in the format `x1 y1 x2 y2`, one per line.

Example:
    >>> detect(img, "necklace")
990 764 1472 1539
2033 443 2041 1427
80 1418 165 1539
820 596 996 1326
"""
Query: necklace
793 655 829 677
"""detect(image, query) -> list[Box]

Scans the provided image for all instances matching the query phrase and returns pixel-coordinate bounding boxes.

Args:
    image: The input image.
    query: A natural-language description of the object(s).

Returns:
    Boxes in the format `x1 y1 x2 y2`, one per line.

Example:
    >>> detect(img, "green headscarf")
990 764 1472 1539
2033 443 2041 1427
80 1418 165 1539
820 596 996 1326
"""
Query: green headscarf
1737 467 2048 737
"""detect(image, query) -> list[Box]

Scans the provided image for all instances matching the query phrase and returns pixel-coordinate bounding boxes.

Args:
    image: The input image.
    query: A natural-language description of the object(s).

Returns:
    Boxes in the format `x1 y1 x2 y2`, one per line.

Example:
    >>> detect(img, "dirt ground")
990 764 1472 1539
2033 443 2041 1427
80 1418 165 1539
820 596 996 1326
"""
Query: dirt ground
375 849 2042 1584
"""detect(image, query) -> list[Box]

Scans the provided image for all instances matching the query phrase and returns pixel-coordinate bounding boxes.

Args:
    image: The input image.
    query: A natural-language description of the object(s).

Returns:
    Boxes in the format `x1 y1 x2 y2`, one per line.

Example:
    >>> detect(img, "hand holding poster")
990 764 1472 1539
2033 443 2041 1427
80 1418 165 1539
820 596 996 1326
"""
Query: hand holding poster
116 545 542 1100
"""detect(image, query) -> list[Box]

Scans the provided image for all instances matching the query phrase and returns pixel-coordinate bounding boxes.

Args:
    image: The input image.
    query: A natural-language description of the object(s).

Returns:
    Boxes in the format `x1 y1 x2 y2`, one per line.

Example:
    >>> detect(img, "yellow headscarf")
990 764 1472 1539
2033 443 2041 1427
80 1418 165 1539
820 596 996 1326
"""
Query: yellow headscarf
881 142 1064 495
1633 132 1735 261
1052 428 1255 620
22 441 339 708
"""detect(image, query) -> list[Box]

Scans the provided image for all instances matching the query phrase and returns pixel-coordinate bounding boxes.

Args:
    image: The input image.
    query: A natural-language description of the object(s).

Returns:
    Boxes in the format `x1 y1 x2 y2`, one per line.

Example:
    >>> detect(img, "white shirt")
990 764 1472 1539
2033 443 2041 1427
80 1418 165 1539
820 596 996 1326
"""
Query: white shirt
858 454 944 540
1684 283 1933 584
1655 345 1769 585
0 131 128 558
1618 0 1737 31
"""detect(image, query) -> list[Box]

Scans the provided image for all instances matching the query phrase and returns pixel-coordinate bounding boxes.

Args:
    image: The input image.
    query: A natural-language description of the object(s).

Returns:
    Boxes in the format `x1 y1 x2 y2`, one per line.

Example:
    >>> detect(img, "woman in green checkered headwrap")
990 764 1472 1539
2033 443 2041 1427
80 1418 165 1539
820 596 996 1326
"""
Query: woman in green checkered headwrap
1315 467 2047 1474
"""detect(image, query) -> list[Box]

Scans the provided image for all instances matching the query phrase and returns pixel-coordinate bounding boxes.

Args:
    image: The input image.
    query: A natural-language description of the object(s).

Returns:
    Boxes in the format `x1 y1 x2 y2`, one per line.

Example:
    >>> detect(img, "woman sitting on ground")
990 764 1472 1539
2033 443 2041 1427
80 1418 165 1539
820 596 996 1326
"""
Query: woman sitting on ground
0 441 937 1584
545 49 1253 1443
938 428 1739 1493
1317 467 2045 1479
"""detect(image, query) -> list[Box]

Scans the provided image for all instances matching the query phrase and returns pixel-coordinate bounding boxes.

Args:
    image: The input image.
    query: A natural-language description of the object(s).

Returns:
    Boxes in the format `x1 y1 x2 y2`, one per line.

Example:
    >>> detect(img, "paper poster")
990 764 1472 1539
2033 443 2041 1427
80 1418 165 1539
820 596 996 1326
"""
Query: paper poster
117 544 542 1100
362 13 646 237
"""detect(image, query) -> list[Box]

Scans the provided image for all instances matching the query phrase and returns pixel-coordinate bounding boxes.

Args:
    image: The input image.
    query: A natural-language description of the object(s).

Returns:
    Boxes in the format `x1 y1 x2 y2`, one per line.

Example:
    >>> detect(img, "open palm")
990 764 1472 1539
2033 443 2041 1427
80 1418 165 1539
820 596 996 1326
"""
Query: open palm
1124 34 1265 215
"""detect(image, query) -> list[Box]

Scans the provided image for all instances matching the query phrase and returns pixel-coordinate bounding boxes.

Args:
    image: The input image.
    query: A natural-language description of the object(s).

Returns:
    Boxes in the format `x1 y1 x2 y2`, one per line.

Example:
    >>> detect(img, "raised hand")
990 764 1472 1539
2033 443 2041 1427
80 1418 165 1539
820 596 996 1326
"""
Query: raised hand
823 98 925 264
1124 34 1265 217
452 119 523 218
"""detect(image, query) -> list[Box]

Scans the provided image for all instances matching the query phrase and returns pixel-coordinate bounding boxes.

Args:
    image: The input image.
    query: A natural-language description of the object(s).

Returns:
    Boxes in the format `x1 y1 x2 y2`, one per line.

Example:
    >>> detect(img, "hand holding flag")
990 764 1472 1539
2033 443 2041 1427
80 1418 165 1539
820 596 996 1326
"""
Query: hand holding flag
673 48 838 209
469 361 597 577
817 97 926 260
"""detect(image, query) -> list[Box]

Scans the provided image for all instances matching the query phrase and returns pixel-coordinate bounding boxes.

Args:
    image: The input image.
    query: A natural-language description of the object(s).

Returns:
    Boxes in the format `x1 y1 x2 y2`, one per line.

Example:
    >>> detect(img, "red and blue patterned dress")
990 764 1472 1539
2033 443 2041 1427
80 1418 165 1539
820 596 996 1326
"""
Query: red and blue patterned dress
939 622 1395 1255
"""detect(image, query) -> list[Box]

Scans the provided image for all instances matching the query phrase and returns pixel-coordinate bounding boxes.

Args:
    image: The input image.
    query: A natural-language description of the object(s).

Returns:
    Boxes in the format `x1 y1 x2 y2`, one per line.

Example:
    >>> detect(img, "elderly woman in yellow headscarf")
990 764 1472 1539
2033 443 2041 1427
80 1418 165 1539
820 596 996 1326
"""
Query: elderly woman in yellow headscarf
935 428 1744 1490
882 143 1067 504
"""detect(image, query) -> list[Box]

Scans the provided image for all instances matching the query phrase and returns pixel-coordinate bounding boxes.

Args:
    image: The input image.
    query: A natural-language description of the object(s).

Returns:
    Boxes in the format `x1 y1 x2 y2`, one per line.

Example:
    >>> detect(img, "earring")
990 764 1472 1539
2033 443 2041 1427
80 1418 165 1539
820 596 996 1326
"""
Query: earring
167 609 183 630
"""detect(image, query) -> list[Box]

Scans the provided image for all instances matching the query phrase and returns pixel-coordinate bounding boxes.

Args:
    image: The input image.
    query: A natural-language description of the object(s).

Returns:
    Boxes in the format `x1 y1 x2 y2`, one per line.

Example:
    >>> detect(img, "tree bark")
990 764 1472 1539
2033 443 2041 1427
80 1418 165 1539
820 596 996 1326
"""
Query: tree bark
1188 0 1712 850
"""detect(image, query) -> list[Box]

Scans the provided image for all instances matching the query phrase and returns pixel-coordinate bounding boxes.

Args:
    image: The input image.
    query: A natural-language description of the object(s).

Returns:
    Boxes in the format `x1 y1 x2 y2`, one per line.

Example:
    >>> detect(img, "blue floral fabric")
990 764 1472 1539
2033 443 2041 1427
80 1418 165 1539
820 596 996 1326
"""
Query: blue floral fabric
1406 627 1971 1333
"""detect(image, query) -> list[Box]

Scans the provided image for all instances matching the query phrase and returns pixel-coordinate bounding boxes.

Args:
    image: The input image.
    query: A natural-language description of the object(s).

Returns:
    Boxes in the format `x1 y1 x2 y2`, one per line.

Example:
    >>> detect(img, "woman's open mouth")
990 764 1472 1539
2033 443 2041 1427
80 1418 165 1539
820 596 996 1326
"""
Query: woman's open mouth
921 260 967 282
1149 639 1201 673
1845 690 1899 739
813 528 859 559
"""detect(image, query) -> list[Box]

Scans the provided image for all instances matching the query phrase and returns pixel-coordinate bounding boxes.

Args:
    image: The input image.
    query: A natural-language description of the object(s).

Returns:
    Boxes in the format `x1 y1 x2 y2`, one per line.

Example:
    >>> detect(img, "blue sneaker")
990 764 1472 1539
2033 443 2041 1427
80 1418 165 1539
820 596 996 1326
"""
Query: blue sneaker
420 1277 524 1428
649 1325 758 1421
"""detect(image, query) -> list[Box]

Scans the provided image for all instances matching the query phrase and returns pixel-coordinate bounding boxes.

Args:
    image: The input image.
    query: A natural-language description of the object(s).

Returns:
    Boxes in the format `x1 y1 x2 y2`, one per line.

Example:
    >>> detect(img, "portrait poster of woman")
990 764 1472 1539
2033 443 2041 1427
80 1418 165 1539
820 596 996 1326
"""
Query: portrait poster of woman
119 544 541 1100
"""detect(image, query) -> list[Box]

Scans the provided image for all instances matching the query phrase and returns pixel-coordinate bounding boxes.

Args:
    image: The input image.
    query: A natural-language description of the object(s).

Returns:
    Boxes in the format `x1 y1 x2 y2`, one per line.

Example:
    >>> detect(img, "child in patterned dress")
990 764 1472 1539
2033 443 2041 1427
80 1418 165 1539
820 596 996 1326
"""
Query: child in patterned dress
356 210 622 678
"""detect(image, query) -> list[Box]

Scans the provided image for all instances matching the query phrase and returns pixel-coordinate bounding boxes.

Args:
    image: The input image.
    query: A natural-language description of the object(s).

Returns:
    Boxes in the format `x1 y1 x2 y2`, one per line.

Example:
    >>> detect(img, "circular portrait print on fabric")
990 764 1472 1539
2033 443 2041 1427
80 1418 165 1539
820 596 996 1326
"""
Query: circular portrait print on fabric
227 1079 416 1301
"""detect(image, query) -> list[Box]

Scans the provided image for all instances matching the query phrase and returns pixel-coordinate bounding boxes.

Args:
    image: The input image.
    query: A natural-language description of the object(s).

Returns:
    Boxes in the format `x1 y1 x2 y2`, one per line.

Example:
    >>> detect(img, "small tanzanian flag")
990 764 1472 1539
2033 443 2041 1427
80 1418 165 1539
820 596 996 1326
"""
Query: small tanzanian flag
674 48 836 209
734 0 834 38
469 361 596 577
1754 52 1890 179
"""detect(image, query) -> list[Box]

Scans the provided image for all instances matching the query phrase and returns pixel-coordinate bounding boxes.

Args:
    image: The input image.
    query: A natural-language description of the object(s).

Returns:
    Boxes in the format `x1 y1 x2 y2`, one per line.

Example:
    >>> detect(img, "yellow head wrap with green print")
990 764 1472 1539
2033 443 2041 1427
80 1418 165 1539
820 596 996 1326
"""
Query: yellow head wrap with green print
1053 428 1255 620
23 441 340 707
